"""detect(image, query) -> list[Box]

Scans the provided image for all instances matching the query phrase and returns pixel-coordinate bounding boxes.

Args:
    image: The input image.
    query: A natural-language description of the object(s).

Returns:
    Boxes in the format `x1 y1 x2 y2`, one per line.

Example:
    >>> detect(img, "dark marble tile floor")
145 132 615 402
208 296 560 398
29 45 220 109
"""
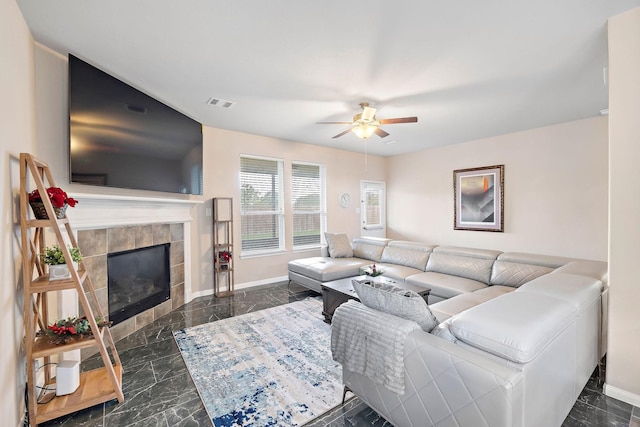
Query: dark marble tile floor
33 282 638 427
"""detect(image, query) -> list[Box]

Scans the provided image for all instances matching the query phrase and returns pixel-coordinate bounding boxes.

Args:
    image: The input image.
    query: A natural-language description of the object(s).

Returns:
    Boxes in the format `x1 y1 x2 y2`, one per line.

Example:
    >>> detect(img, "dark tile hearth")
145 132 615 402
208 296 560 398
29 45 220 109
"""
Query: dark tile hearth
37 282 637 427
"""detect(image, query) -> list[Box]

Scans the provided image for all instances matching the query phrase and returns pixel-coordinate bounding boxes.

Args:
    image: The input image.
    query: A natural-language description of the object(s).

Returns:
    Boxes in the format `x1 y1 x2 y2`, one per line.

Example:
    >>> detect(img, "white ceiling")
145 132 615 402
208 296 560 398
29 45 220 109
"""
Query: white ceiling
16 0 640 157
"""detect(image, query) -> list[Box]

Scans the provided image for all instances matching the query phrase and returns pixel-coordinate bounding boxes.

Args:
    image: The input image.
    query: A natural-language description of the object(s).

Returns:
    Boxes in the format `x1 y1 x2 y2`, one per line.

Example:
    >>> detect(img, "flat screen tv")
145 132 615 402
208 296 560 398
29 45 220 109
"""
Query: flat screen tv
68 54 203 195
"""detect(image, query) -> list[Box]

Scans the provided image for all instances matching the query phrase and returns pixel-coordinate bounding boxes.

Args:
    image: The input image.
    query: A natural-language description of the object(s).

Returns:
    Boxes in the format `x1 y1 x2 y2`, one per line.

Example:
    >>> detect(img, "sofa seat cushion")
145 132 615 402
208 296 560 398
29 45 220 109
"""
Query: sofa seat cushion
288 257 369 282
516 273 602 312
374 263 424 281
405 272 487 300
472 285 516 299
449 292 575 363
429 285 515 322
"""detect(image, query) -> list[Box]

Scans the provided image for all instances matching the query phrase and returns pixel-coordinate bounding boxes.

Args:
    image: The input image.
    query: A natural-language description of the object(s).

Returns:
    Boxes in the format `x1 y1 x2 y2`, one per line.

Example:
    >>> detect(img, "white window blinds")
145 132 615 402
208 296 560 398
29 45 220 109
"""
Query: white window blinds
240 156 284 253
292 163 326 248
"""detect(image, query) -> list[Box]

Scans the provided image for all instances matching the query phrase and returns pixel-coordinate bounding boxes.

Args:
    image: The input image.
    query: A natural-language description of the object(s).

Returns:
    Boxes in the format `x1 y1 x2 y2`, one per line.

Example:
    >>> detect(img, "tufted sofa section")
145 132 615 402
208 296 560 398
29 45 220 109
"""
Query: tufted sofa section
291 237 608 426
288 237 607 357
339 266 606 427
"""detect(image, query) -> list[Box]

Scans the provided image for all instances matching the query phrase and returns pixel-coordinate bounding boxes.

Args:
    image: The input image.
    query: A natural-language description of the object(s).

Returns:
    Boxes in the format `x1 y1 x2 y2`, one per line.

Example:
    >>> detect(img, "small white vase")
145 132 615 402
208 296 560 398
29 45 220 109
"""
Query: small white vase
49 264 71 281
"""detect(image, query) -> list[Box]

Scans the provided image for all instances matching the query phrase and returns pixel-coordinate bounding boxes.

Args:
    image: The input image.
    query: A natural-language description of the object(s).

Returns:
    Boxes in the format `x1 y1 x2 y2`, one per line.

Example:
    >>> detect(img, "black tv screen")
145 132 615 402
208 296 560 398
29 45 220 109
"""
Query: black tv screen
68 54 203 195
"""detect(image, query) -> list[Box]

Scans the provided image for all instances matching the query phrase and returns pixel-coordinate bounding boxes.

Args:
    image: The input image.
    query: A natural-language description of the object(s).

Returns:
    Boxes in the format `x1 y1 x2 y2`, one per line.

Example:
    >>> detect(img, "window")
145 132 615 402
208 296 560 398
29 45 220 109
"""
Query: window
240 156 284 254
361 181 385 231
292 162 326 248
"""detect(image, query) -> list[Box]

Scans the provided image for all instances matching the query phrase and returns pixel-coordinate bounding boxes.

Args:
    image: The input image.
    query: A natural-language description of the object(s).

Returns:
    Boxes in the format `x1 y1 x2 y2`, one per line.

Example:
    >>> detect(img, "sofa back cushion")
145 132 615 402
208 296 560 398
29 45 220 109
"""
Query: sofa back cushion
426 246 501 284
380 246 431 271
352 279 439 332
490 262 554 287
352 237 389 262
449 292 575 363
325 232 353 258
387 240 437 251
490 252 573 287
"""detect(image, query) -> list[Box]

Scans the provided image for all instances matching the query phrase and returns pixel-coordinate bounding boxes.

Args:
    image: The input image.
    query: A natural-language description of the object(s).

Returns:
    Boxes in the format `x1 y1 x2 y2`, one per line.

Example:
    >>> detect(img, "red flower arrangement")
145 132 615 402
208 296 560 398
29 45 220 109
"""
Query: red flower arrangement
37 316 112 345
29 187 78 209
219 250 232 263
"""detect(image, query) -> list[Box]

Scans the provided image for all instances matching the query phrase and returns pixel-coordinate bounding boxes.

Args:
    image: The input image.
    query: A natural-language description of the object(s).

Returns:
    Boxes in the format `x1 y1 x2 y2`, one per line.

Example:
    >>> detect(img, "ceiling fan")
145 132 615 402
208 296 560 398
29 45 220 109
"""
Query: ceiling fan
318 102 418 139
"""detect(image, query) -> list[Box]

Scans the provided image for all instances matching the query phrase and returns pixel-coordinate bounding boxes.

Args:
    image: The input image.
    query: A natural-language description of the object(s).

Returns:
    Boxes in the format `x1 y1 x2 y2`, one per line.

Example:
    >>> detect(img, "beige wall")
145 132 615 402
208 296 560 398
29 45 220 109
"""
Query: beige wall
191 127 386 293
606 6 640 407
1 1 36 425
387 116 609 260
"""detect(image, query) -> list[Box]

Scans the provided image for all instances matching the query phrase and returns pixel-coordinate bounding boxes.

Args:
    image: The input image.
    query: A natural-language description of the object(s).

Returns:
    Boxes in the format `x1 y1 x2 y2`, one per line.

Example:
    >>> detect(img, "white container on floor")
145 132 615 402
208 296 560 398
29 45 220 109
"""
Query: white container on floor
56 360 80 396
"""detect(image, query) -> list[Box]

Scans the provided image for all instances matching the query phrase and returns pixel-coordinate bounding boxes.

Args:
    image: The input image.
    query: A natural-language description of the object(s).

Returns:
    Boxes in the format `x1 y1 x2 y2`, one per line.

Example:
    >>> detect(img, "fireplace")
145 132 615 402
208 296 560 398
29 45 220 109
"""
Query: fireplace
107 243 171 325
72 196 195 355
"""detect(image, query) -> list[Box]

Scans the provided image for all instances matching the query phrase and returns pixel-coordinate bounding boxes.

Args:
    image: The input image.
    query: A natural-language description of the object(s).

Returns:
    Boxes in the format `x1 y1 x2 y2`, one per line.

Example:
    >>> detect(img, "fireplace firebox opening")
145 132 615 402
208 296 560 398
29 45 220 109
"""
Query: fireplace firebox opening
107 243 171 325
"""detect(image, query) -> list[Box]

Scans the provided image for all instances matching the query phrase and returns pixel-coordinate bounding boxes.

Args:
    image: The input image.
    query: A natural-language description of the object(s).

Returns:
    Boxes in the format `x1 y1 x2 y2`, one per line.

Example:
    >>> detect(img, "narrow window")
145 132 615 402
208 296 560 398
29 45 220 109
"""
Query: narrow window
292 162 326 249
240 156 284 255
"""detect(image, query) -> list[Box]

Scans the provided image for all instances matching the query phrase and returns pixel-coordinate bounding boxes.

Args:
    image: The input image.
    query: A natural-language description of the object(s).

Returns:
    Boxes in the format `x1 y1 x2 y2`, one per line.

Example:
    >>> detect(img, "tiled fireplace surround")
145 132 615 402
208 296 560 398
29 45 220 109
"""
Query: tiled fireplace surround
65 193 198 356
77 223 185 344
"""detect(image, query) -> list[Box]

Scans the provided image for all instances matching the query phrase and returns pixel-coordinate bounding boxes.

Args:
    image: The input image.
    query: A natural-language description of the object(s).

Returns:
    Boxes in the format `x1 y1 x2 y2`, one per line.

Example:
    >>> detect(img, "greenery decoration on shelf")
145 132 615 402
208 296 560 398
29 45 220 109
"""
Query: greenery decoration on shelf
41 245 82 265
37 316 112 345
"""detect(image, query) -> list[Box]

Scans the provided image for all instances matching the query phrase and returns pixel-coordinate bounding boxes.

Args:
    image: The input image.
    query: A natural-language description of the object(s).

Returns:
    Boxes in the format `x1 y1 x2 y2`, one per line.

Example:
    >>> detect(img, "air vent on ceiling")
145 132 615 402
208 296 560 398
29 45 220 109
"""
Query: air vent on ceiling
125 104 148 114
206 97 236 109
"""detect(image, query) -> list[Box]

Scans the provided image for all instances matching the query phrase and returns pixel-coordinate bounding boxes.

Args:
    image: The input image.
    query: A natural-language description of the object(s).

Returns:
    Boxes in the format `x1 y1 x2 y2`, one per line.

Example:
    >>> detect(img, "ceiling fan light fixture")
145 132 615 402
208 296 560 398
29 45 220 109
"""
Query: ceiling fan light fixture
353 123 377 139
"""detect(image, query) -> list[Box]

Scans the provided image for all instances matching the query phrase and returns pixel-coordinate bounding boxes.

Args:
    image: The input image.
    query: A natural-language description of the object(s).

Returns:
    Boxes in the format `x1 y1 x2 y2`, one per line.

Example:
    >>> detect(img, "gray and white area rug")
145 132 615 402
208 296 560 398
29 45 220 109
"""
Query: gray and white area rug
173 298 343 427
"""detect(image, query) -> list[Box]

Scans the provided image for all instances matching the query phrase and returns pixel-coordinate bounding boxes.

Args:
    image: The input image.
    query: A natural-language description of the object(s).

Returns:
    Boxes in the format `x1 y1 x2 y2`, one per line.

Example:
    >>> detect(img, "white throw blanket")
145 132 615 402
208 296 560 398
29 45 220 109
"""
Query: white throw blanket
331 300 420 394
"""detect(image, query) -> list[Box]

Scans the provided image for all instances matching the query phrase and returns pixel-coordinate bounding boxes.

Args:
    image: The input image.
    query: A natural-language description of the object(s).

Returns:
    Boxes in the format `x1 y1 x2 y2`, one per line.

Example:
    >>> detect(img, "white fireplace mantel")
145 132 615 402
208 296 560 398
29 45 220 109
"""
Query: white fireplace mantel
66 193 203 229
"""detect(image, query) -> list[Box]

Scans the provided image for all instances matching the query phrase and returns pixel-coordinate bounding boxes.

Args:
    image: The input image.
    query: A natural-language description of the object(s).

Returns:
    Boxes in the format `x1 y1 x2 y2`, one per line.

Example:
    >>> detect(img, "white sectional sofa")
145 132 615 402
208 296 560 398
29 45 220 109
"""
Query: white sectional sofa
288 236 608 427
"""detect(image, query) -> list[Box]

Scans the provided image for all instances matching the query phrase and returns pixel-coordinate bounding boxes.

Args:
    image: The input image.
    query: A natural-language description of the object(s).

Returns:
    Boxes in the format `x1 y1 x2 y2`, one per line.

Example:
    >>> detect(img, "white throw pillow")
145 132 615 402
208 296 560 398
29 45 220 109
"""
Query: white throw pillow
352 279 439 332
325 232 353 258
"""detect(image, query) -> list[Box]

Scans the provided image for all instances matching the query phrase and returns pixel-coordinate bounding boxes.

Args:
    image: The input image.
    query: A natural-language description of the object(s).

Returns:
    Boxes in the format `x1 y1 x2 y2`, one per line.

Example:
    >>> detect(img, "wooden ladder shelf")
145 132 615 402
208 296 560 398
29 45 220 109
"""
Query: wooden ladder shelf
19 153 124 426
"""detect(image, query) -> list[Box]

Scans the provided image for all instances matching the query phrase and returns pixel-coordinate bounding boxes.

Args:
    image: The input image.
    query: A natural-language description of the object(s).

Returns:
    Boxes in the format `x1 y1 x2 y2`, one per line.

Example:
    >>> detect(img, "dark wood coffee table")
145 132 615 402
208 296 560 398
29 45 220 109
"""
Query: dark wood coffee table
321 275 431 323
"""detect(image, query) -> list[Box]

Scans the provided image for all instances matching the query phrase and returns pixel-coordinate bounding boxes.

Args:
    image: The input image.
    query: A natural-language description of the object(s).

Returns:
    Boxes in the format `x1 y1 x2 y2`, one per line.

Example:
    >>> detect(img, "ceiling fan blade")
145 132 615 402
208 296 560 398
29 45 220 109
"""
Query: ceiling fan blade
332 128 354 139
317 121 353 124
374 127 390 138
378 117 418 125
361 106 377 121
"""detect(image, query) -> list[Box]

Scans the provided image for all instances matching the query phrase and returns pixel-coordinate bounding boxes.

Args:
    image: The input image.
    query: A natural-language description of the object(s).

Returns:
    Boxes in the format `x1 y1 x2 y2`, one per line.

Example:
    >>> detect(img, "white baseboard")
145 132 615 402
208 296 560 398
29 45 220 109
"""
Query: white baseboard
188 276 290 301
235 276 289 291
603 383 640 407
189 288 214 300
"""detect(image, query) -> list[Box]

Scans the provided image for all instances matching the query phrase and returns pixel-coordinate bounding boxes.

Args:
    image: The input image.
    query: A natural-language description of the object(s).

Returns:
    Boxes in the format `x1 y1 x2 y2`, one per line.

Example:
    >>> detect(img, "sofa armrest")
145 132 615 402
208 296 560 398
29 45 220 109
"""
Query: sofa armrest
344 330 524 427
551 260 608 287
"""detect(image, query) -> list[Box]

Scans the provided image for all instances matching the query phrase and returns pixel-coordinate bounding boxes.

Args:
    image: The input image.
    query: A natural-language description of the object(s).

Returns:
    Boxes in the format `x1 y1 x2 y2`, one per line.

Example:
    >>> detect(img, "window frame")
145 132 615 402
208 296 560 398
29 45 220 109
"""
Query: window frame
239 155 285 257
291 161 326 250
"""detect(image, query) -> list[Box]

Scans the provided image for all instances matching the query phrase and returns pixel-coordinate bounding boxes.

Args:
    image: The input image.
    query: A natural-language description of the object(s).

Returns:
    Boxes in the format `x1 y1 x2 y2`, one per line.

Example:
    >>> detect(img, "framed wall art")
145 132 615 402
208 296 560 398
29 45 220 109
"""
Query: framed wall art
453 165 504 232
